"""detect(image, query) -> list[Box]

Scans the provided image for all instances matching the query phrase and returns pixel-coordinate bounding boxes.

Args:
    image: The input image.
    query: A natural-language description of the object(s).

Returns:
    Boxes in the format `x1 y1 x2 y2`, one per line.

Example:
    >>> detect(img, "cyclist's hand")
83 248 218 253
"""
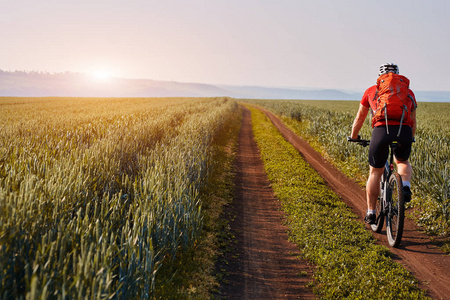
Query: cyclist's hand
347 135 360 142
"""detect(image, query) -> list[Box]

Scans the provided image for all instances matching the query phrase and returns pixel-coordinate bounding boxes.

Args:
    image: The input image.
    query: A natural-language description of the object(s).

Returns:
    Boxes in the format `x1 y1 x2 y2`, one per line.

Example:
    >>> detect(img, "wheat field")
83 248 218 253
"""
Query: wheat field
0 97 238 298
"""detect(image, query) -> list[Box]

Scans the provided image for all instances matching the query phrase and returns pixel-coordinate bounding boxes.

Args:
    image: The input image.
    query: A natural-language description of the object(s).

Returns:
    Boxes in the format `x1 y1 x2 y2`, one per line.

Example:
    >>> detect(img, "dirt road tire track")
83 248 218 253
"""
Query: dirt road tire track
218 107 315 299
259 107 450 300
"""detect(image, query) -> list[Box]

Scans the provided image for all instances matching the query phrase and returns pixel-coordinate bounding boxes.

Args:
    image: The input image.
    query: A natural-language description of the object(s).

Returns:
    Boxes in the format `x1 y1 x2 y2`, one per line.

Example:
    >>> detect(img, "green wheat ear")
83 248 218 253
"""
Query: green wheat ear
0 97 239 298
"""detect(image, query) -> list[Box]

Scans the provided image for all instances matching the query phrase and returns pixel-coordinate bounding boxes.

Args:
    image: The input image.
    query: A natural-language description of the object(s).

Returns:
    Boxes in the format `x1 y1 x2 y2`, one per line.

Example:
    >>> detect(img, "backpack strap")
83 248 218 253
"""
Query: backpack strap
383 104 389 134
369 90 379 126
396 104 409 137
372 90 378 103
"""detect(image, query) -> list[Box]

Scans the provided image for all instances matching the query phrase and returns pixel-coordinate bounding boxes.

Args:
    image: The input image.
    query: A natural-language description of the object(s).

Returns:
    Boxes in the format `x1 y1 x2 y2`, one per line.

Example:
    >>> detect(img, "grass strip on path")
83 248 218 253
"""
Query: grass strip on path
248 106 428 299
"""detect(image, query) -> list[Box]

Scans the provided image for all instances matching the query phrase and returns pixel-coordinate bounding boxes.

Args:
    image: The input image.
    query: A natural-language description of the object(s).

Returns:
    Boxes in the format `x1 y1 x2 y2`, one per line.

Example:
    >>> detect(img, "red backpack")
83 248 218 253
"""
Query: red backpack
371 73 412 136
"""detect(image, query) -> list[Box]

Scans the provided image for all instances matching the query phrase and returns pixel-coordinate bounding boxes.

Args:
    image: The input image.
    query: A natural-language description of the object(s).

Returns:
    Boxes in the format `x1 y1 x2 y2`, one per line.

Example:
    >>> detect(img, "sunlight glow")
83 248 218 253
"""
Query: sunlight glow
89 70 114 82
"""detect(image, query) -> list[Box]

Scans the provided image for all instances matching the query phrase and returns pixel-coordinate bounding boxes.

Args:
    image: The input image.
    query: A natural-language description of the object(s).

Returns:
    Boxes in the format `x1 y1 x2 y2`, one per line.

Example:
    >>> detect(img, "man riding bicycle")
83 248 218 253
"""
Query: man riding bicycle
350 63 417 224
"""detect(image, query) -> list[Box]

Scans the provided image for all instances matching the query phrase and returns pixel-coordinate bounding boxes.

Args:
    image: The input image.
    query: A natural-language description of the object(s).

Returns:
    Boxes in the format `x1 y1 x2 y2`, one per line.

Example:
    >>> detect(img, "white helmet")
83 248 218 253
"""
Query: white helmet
378 63 399 76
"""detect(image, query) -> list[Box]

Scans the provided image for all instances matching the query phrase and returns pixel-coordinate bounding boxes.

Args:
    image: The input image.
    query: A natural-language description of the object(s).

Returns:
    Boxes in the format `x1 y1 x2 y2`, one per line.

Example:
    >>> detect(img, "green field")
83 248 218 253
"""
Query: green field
1 97 447 298
0 97 239 298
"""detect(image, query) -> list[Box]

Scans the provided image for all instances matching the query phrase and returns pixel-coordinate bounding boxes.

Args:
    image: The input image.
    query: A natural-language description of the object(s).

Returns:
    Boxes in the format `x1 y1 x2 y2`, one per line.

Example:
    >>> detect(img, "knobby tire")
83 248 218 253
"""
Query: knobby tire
386 173 405 247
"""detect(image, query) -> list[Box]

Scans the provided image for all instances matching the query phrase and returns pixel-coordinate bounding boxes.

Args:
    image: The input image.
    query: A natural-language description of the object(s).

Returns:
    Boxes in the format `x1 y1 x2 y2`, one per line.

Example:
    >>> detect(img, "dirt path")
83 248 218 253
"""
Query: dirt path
217 107 315 299
260 107 450 300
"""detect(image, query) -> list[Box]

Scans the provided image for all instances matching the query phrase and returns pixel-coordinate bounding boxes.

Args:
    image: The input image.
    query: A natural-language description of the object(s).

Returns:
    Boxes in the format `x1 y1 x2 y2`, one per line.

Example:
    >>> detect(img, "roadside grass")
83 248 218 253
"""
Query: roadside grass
155 105 242 298
248 106 428 299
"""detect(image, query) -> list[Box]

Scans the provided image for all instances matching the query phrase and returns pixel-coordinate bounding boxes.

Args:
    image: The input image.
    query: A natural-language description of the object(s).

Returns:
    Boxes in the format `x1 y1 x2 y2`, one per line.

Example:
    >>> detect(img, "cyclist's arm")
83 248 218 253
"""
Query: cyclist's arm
351 104 369 140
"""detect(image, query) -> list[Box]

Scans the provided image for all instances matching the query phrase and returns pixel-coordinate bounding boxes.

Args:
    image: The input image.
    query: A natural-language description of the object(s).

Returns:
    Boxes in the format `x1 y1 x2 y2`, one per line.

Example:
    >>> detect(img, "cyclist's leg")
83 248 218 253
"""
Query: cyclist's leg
394 125 413 201
368 126 390 168
393 126 413 181
367 166 384 210
395 159 412 182
367 126 390 211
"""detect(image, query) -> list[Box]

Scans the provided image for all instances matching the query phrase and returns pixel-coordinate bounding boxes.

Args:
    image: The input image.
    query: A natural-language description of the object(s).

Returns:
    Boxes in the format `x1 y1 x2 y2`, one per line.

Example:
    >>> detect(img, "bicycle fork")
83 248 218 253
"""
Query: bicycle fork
380 162 391 224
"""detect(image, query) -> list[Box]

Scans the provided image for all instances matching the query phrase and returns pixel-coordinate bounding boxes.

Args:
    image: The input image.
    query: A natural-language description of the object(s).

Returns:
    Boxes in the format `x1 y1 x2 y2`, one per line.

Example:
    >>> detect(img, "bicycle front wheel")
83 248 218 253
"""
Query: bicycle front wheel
386 173 405 247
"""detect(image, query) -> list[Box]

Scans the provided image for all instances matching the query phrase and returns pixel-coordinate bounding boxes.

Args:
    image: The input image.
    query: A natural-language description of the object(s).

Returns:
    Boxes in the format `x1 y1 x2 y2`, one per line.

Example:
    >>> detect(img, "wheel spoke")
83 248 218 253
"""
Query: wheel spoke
392 207 398 216
386 173 405 247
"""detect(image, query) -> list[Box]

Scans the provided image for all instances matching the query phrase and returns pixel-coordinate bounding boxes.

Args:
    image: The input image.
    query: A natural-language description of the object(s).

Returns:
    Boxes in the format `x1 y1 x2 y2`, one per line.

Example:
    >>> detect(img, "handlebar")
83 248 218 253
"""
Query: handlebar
347 136 370 147
347 136 415 147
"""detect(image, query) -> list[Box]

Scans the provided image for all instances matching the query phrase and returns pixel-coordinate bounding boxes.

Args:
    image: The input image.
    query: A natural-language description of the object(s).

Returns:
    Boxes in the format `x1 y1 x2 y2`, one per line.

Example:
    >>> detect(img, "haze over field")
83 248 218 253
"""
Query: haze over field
2 70 450 101
1 0 449 96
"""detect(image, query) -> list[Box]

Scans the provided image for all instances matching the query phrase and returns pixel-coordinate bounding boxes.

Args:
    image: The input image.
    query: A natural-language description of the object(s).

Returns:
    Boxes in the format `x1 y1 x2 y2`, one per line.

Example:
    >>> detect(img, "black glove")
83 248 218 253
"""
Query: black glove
347 135 360 142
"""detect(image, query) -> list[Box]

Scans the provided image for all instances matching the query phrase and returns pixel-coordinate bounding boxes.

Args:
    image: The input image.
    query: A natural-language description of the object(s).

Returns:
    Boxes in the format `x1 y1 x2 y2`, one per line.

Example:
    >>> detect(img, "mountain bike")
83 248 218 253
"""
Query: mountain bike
347 137 405 247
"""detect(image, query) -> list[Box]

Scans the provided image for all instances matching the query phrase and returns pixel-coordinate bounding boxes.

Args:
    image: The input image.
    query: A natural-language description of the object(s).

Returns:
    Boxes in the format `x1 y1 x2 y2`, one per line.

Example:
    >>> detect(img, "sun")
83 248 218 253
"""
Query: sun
89 69 114 82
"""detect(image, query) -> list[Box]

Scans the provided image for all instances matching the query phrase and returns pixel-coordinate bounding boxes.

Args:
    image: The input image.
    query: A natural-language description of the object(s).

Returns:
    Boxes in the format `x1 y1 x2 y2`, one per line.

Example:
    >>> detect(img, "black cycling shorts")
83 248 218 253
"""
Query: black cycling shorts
369 125 413 168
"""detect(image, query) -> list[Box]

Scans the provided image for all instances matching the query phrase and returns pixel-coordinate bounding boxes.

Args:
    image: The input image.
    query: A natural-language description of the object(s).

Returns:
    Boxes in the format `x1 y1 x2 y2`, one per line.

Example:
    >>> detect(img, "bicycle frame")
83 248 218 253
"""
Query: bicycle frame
380 141 399 227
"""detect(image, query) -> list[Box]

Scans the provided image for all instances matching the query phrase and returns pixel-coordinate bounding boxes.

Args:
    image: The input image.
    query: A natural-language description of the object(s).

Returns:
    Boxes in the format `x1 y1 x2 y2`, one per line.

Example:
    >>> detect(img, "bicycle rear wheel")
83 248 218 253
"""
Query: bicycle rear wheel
386 173 405 247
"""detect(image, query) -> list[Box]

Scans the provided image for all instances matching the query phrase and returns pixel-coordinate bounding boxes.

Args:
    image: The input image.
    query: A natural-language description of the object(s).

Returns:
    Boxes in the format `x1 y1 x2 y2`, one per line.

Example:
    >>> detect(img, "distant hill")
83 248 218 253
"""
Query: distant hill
412 91 450 103
1 70 449 101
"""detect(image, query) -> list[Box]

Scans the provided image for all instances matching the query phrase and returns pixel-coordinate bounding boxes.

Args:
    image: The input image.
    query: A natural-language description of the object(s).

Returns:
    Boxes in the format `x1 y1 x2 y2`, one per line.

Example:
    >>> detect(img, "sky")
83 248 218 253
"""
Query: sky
1 0 449 92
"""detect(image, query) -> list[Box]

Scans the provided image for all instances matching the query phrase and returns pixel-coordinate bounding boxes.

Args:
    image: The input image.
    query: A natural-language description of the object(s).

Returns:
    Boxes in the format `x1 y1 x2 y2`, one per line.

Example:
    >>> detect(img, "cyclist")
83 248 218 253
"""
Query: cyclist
350 63 417 224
